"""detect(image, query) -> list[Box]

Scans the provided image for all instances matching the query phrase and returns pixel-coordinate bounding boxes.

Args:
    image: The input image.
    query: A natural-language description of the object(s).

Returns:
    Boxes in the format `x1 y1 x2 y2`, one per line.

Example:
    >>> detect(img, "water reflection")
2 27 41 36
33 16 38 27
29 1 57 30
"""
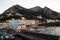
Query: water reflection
38 26 60 35
31 26 60 36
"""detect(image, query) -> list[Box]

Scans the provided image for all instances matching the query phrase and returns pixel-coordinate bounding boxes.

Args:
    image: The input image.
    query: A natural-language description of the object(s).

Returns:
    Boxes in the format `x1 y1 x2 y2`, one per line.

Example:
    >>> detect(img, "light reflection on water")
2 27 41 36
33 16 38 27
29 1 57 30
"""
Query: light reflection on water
38 26 60 36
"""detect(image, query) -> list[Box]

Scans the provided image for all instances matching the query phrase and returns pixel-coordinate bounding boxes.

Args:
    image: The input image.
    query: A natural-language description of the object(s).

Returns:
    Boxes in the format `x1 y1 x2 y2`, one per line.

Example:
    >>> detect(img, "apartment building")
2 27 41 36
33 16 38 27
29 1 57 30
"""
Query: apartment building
0 22 9 28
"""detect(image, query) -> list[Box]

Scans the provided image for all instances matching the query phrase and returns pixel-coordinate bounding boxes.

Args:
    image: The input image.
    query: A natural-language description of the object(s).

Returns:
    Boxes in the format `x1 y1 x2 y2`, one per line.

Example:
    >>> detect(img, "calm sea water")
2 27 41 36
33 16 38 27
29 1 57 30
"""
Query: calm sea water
38 26 60 36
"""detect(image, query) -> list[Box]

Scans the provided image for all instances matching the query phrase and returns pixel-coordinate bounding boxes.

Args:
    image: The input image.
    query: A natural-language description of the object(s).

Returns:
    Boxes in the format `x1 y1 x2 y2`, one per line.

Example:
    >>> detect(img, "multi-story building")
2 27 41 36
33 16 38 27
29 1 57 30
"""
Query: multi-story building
0 23 2 27
0 22 9 28
14 24 26 30
35 20 46 25
18 20 35 25
2 22 9 28
47 19 59 23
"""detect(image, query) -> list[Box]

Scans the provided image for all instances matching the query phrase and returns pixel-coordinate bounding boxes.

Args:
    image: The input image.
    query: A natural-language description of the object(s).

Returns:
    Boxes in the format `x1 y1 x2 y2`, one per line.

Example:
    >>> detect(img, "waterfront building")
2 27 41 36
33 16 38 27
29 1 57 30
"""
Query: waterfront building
18 20 35 25
47 19 59 23
2 22 9 28
0 22 9 28
7 18 19 27
14 24 26 30
35 20 46 25
0 23 2 27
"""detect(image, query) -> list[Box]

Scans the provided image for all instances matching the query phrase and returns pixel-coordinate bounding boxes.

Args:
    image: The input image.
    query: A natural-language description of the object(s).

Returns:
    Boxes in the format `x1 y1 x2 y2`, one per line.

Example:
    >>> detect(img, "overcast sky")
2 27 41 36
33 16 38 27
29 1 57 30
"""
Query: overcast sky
0 0 60 13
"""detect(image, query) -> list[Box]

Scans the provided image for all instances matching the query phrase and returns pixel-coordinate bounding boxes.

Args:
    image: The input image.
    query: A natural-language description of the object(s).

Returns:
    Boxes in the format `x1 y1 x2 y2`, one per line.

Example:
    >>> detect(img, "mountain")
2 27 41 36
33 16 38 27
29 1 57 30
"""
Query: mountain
29 6 42 12
29 6 60 20
42 7 60 19
2 5 60 20
3 4 28 15
29 6 43 16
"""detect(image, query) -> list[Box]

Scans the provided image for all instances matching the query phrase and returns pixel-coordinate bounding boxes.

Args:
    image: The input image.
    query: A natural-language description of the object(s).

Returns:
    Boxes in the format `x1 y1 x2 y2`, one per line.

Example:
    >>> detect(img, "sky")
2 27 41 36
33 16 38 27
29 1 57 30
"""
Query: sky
0 0 60 13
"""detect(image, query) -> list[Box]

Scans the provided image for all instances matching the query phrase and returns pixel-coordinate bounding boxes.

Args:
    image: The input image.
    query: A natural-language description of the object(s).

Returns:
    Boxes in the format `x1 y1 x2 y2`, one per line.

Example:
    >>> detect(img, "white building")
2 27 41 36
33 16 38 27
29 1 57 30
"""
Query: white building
47 19 59 23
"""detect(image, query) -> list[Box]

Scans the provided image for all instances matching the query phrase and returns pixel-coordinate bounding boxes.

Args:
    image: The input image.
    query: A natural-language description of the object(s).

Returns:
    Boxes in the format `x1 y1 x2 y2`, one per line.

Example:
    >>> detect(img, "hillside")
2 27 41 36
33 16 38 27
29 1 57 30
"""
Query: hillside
1 4 60 20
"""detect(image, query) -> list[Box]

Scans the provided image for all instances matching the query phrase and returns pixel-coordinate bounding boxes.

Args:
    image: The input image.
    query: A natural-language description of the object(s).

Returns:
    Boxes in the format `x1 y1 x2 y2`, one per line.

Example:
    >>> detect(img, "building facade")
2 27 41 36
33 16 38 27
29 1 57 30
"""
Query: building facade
0 22 9 28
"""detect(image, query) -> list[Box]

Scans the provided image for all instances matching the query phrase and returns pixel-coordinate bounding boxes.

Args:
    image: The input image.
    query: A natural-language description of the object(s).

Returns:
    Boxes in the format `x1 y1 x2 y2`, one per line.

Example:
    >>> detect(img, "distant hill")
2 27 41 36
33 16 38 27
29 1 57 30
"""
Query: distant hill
42 7 60 19
29 6 43 16
3 5 28 15
2 4 60 20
